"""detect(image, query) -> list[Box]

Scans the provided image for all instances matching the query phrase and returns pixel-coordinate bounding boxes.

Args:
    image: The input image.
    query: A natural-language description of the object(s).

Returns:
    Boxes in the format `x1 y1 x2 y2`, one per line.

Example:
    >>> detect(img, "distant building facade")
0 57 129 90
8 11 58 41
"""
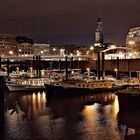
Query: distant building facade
34 43 50 56
16 36 34 57
0 34 18 57
126 27 140 58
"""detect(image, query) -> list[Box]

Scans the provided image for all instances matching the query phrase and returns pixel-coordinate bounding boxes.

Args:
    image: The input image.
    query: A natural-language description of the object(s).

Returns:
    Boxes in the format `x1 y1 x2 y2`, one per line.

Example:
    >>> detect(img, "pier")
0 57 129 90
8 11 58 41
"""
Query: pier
1 56 140 77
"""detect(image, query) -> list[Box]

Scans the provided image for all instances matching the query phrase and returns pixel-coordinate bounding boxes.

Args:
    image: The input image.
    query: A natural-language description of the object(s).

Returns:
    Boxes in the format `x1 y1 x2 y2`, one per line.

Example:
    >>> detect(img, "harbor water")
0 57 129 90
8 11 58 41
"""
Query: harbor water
4 90 140 140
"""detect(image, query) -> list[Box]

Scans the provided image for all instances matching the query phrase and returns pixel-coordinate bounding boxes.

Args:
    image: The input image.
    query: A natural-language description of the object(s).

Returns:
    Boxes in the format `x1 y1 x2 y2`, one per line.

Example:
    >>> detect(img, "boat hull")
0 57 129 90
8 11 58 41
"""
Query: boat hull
7 84 45 92
45 84 118 97
117 91 140 111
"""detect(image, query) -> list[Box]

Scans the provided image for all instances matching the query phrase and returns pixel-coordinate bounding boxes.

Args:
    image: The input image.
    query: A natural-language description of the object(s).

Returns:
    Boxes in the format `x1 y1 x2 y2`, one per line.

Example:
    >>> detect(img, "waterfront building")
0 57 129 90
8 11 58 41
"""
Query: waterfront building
16 36 34 57
102 45 128 60
126 27 140 58
49 45 61 55
0 34 18 57
34 43 50 56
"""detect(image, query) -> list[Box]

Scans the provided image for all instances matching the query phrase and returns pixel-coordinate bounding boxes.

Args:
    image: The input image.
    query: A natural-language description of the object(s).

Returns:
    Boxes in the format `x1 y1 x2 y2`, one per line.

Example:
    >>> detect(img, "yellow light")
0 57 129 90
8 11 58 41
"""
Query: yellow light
129 41 135 45
83 104 97 119
40 50 44 54
90 46 94 50
86 51 89 55
71 70 74 74
32 93 36 99
53 48 56 51
87 67 90 71
113 96 119 117
70 53 73 56
76 50 79 53
9 51 13 55
114 68 117 72
42 92 46 101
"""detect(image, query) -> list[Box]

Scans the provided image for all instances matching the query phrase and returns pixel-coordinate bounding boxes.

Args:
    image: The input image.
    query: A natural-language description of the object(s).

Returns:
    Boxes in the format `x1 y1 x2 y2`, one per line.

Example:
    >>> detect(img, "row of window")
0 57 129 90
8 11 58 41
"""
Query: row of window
78 83 109 88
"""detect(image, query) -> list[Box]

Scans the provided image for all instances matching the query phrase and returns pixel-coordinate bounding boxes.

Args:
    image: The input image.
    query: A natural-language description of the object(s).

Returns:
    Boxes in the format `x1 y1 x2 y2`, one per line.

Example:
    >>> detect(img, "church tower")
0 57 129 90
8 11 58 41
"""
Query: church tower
95 17 104 44
95 14 105 80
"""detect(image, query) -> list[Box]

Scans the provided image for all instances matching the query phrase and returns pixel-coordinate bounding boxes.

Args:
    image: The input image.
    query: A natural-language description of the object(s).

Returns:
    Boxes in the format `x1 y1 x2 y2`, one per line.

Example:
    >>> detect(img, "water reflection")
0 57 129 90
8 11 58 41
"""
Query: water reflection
47 93 116 121
5 91 121 140
5 91 47 120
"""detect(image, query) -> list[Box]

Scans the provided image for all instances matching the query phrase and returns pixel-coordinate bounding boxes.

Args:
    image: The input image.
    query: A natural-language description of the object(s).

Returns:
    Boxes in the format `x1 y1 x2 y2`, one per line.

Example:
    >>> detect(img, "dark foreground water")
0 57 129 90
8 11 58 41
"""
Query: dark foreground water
4 91 140 140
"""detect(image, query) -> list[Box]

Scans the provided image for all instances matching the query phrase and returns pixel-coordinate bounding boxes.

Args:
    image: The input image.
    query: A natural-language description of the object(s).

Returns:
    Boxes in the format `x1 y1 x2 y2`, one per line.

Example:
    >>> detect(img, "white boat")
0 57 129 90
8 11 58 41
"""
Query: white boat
0 70 7 76
6 77 55 91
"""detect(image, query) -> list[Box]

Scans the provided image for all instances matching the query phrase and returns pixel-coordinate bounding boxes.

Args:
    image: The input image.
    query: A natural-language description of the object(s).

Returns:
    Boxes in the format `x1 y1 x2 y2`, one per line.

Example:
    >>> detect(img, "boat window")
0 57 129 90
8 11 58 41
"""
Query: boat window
82 85 85 87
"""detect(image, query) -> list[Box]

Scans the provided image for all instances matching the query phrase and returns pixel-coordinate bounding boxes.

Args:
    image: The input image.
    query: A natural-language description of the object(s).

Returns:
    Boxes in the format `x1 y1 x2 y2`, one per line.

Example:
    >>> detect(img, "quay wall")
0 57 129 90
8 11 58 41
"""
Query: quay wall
90 59 140 72
1 58 140 73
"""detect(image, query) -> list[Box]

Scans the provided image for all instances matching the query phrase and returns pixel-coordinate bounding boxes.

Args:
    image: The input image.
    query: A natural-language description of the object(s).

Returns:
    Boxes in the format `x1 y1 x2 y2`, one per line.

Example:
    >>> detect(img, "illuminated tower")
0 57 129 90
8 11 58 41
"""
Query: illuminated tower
95 17 104 44
95 15 105 80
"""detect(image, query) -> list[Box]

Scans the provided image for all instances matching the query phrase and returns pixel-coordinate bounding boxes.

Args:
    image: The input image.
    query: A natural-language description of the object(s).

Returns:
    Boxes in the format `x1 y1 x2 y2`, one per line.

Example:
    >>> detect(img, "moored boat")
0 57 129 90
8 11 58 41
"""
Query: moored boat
45 79 118 97
117 86 140 110
6 77 54 92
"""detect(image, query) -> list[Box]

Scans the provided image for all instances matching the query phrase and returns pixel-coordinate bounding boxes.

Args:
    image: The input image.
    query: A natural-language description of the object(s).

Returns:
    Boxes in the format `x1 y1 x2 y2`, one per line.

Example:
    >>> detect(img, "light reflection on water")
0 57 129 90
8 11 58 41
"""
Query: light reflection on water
4 91 140 140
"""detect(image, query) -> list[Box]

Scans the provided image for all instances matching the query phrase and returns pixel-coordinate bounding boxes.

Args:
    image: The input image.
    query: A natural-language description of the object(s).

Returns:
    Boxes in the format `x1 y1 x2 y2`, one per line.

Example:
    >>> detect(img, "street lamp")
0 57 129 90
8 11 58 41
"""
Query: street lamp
90 46 94 51
9 51 13 55
53 48 56 51
40 50 44 54
128 40 135 45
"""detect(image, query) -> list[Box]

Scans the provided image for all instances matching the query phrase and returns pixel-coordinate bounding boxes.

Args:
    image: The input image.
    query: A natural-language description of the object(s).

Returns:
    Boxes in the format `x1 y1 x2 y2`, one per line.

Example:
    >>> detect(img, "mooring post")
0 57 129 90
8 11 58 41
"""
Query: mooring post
102 52 105 79
65 56 68 81
33 56 35 76
7 58 10 77
59 59 62 72
36 55 38 77
38 55 41 77
117 57 119 79
97 52 100 80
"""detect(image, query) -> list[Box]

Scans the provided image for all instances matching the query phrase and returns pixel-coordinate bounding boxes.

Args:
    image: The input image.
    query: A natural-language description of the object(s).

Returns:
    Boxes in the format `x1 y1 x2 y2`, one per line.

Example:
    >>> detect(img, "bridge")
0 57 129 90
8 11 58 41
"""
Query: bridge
0 55 91 62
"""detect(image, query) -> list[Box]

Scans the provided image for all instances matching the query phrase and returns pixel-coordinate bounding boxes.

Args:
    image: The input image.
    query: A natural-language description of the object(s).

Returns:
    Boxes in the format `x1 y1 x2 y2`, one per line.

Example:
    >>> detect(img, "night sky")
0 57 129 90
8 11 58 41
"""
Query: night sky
0 0 140 45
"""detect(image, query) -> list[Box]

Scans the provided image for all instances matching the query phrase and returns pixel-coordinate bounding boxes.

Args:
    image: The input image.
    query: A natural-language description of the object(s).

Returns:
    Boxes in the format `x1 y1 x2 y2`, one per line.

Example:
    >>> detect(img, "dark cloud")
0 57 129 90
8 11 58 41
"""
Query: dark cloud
0 0 140 45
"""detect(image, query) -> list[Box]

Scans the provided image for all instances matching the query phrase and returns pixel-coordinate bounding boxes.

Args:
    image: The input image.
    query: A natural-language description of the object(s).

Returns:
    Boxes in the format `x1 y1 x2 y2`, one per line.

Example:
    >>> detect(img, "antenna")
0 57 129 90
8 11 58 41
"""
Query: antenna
97 9 102 22
98 9 101 18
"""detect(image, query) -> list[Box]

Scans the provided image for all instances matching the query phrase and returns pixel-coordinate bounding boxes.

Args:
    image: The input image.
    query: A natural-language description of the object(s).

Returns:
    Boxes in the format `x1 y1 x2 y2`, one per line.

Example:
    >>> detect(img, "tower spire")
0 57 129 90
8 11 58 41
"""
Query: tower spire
95 10 104 43
94 11 105 80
